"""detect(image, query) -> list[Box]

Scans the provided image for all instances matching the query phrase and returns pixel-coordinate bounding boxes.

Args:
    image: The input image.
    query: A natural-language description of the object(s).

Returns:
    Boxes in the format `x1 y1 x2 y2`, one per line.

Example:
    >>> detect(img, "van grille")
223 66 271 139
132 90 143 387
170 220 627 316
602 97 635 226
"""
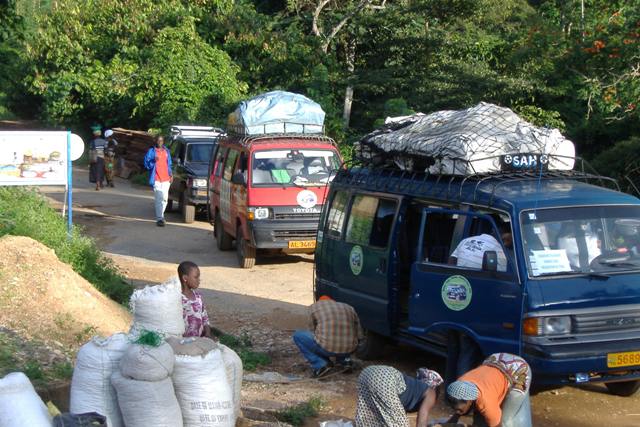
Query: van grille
573 308 640 334
273 229 318 240
274 212 320 220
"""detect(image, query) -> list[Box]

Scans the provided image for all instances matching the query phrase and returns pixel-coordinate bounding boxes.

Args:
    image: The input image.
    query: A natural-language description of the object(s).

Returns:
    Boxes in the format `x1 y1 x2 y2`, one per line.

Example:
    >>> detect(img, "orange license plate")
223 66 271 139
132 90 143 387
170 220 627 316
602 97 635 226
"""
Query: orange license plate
288 240 316 249
607 351 640 368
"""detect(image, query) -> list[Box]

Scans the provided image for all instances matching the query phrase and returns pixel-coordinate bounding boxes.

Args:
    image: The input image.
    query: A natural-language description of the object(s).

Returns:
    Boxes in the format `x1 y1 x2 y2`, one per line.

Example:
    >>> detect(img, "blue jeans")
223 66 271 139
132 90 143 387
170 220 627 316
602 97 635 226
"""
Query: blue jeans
292 330 350 370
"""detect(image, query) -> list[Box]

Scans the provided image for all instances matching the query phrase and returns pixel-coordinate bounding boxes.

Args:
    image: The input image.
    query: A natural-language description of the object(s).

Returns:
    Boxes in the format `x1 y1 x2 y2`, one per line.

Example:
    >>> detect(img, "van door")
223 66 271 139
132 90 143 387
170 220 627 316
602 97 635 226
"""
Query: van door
409 208 522 355
209 146 227 220
220 148 239 231
334 194 399 335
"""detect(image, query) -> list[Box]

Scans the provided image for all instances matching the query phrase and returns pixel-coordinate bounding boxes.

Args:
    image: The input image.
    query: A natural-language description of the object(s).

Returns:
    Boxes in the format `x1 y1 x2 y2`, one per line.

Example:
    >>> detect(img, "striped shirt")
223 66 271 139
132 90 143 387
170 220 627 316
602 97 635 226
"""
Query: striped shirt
311 300 362 354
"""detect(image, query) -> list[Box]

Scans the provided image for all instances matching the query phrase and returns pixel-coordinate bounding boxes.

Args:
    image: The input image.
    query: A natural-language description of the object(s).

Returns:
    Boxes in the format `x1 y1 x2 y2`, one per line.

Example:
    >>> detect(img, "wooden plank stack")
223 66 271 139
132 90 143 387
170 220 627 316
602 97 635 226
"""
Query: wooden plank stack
111 128 154 179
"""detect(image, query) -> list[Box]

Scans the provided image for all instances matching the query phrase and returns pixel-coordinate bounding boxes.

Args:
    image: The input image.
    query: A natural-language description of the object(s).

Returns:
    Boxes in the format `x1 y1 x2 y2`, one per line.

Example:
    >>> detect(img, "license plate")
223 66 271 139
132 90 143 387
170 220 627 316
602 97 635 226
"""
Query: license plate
288 240 316 249
607 351 640 368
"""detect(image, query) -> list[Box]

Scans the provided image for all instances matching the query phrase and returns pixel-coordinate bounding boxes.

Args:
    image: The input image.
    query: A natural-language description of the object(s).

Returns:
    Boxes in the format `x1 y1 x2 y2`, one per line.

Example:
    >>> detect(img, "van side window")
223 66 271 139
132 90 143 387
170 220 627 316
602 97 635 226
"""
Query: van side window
326 190 348 238
223 149 239 181
213 147 227 177
422 212 459 264
346 195 397 248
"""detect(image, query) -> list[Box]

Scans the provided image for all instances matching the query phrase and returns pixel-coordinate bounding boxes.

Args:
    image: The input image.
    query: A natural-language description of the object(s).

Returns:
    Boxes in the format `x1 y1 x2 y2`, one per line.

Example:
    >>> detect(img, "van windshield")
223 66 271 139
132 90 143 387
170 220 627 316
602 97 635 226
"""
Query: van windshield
251 149 340 186
521 206 640 277
186 142 214 163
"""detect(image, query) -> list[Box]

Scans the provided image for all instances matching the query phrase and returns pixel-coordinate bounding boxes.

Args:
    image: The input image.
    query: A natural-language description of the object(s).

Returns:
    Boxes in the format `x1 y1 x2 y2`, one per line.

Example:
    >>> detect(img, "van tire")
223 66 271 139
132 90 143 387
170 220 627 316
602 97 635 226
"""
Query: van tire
236 225 256 269
605 380 640 396
355 329 386 360
181 192 196 223
215 213 233 251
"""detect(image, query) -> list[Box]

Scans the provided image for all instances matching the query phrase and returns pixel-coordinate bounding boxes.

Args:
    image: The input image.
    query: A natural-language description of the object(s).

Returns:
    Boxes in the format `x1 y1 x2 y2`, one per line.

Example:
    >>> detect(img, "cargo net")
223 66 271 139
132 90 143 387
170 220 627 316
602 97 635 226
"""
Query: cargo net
354 102 577 176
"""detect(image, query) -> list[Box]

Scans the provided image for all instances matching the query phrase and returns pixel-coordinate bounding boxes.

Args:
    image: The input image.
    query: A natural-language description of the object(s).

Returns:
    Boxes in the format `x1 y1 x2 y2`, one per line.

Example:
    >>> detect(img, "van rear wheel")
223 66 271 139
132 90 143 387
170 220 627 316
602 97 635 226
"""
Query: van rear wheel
181 192 195 223
215 213 233 251
236 225 256 269
355 329 387 360
605 380 640 396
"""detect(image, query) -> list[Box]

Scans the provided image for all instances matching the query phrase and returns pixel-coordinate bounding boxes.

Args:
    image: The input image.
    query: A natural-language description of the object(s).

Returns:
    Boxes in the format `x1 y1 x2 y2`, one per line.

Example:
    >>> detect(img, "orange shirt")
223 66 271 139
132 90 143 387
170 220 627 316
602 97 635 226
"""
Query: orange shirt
459 365 509 427
154 148 171 183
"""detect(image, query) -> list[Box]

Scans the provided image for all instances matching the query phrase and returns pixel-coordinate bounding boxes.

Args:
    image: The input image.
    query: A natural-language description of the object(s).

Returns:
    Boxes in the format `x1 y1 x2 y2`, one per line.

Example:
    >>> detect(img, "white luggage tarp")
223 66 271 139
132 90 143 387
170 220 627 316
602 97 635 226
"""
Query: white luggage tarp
356 102 575 175
227 91 325 135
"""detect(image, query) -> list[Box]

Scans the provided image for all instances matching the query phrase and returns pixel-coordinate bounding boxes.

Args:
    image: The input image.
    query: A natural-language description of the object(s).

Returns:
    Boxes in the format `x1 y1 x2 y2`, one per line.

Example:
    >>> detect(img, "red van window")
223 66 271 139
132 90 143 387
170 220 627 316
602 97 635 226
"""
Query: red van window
223 150 239 181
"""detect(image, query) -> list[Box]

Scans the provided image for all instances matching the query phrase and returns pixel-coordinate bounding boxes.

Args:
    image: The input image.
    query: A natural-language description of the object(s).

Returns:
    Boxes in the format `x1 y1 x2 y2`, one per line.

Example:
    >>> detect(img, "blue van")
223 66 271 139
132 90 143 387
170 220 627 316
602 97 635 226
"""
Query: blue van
314 157 640 396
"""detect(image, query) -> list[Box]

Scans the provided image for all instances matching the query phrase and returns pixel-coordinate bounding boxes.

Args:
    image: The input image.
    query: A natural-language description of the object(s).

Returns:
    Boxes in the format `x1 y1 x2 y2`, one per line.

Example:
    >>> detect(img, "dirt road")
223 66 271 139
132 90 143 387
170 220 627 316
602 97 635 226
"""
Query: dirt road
44 168 640 427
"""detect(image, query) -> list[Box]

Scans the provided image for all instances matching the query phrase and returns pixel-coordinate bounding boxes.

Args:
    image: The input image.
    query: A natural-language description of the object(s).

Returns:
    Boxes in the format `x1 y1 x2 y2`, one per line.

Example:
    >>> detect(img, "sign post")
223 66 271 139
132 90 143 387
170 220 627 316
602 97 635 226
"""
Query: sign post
67 131 72 237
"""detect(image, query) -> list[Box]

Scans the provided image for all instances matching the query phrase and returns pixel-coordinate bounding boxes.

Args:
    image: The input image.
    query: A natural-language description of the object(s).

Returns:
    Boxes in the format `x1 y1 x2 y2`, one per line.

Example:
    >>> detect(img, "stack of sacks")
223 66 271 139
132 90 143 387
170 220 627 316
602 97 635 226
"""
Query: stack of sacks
167 337 236 427
70 333 129 427
112 338 183 427
129 277 185 337
0 372 52 427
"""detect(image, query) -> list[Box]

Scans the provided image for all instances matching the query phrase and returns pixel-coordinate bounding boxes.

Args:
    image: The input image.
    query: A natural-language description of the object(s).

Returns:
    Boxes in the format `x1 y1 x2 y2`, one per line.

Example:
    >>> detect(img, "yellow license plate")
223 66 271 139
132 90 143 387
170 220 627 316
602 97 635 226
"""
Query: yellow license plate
607 351 640 368
288 240 316 249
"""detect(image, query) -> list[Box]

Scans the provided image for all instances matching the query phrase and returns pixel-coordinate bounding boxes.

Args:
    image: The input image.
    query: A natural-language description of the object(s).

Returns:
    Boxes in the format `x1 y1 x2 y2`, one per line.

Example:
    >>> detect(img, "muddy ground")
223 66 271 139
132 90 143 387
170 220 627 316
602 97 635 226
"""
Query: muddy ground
42 168 640 427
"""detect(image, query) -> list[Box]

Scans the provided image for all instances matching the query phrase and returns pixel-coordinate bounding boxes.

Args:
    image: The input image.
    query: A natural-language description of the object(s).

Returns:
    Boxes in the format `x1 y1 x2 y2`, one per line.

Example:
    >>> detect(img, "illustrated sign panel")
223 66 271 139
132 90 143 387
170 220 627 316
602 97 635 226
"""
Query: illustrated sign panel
0 131 84 186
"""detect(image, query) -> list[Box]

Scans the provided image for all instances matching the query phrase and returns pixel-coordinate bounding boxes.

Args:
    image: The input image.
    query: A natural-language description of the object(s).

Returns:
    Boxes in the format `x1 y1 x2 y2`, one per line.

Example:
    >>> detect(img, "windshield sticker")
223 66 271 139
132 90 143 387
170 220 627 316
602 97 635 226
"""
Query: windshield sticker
349 245 364 275
528 213 537 220
441 275 472 311
530 250 572 276
533 227 542 234
297 189 318 209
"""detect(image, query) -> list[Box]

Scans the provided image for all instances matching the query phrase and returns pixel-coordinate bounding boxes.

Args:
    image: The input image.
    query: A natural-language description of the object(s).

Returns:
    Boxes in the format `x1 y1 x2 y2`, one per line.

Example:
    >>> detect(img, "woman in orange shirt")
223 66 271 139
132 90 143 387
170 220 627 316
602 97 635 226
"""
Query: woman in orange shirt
446 353 532 427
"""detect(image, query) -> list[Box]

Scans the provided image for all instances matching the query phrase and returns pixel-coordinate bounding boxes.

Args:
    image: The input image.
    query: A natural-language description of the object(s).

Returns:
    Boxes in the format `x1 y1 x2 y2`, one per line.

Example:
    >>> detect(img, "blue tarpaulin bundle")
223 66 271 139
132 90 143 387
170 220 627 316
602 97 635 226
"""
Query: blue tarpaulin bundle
227 91 325 135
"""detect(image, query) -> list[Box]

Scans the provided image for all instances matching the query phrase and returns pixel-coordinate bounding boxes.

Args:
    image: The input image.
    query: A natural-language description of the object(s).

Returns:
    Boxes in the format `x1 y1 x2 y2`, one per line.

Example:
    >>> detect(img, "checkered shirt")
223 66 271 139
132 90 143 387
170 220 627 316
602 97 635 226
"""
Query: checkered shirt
311 300 362 354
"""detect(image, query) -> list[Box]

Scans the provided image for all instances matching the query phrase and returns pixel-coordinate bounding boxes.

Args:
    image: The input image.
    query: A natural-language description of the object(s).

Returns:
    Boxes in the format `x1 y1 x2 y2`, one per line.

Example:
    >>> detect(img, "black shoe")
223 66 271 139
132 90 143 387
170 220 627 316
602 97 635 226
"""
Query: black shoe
337 358 354 373
156 220 165 227
312 365 332 378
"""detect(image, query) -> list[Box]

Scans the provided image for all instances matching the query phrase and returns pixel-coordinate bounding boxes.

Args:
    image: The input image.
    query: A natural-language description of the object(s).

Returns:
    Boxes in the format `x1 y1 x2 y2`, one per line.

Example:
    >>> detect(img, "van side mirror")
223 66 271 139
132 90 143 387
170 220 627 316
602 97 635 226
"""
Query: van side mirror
231 172 246 186
482 251 498 272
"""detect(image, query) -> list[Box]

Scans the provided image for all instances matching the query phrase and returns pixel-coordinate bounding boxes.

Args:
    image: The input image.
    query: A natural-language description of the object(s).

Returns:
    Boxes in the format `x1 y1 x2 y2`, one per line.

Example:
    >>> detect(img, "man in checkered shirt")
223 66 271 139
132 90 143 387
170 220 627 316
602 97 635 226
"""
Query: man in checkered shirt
293 295 363 378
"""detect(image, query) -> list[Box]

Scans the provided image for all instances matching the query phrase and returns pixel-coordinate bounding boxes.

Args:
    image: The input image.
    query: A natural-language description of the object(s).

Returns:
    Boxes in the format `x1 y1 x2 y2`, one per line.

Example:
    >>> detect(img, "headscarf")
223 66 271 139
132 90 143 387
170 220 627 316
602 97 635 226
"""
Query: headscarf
416 368 443 388
447 380 479 401
318 295 333 301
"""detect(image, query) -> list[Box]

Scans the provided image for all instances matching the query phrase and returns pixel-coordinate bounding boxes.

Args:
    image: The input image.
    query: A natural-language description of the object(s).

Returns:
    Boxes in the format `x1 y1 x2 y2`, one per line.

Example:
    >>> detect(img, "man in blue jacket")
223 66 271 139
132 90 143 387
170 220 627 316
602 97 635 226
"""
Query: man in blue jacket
144 135 173 226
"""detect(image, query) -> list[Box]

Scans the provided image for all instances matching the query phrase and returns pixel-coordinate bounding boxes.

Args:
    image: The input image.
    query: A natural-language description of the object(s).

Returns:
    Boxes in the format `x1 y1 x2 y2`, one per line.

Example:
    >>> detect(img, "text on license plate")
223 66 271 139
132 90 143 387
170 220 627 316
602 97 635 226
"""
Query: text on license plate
607 351 640 368
288 240 316 249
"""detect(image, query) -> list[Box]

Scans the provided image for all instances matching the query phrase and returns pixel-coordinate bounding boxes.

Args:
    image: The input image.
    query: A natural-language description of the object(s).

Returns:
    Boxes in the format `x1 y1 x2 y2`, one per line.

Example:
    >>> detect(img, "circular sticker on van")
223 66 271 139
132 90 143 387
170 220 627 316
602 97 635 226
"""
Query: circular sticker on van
296 190 318 209
441 275 472 311
350 245 364 276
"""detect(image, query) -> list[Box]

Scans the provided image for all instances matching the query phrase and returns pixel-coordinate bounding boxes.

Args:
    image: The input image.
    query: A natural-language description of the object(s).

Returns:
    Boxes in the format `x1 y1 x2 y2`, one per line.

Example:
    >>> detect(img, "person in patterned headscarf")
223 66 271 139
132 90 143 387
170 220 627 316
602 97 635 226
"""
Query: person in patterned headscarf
355 365 444 427
446 353 532 427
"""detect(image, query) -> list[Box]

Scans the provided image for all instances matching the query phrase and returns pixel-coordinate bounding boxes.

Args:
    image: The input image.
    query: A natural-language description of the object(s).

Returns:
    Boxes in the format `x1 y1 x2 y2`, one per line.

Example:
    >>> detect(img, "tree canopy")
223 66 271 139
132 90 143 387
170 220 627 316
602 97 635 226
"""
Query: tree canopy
1 0 639 178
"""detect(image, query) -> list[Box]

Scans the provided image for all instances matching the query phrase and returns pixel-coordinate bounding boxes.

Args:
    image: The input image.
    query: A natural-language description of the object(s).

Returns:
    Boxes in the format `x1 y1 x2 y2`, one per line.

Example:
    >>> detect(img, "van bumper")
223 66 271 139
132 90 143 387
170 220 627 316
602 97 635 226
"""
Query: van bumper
524 339 640 385
248 220 318 249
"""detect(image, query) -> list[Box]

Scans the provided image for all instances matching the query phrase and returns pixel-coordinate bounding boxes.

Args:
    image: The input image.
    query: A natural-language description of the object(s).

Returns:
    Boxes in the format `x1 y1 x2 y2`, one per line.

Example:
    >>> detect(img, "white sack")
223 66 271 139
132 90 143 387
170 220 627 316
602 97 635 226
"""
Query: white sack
130 277 184 336
167 338 243 418
119 342 174 381
0 372 51 427
111 371 183 427
172 349 235 427
70 333 129 427
219 344 243 418
359 102 576 175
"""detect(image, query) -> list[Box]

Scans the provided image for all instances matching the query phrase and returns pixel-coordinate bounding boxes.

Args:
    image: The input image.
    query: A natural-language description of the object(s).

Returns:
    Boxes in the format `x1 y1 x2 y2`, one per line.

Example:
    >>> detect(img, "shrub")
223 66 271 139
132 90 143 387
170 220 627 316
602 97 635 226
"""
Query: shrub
0 187 132 304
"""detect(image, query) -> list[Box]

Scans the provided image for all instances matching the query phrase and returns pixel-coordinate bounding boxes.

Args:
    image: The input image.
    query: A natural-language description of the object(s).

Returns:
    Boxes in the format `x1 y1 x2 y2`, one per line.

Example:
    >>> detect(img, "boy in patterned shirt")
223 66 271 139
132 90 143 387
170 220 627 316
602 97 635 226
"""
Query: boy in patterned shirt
178 261 211 338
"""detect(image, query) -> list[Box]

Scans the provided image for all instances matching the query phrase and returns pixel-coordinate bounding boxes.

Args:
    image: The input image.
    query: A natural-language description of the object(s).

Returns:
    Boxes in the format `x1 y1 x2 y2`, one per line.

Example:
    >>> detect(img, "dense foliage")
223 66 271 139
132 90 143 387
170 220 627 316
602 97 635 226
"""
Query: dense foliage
1 0 639 181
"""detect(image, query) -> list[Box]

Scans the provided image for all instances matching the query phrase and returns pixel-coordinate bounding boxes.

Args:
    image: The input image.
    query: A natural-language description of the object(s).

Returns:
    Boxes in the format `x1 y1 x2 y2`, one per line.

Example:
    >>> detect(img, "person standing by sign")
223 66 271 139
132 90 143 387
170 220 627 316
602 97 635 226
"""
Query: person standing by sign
144 135 173 227
103 129 118 188
88 125 107 191
292 295 362 378
446 353 532 427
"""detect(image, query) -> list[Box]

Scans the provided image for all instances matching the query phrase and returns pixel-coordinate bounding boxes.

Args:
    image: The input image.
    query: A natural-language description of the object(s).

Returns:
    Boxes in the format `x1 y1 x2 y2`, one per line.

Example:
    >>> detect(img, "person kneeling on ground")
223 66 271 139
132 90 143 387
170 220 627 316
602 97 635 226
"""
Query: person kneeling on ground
355 365 443 427
446 353 532 427
292 295 362 378
178 260 212 338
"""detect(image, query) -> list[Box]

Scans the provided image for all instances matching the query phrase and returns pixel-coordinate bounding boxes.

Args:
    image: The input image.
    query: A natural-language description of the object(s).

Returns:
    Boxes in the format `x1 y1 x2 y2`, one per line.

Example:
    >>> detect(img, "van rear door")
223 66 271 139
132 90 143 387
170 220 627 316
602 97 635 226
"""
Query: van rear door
335 194 399 335
408 208 522 354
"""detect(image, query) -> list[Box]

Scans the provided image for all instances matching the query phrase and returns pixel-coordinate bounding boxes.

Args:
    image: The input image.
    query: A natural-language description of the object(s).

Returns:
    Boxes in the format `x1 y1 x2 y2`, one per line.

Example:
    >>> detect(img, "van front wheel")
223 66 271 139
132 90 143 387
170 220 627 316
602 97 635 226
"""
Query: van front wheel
355 329 387 360
236 225 256 269
606 380 640 396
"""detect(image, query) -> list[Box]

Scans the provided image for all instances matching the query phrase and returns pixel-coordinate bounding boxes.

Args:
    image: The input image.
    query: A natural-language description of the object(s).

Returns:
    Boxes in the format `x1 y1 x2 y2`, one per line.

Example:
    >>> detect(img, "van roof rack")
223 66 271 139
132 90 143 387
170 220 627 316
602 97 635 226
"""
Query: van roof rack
224 133 337 148
227 122 324 136
170 125 225 138
338 154 619 207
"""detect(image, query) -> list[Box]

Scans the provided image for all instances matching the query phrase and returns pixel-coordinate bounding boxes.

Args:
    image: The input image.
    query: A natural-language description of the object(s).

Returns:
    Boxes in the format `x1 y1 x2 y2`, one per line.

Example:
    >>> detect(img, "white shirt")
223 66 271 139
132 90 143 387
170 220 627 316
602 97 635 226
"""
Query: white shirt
450 233 508 272
557 233 600 269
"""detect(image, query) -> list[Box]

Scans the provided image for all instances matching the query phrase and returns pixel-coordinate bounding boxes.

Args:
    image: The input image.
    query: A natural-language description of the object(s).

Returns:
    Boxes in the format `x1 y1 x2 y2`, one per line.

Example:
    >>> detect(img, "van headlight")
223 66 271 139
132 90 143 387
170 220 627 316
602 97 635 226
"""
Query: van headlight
523 316 572 336
248 207 270 220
